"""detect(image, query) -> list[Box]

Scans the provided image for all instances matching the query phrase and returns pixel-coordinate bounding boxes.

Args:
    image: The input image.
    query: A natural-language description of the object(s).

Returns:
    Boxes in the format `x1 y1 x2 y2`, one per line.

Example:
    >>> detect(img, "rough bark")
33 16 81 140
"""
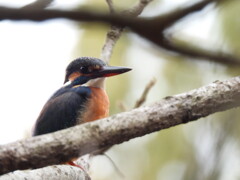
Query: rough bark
1 76 240 175
0 165 90 180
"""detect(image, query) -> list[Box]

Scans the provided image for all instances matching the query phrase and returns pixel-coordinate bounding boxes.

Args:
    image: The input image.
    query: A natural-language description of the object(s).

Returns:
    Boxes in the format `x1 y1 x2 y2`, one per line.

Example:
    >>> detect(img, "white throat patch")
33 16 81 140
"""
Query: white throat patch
85 78 105 88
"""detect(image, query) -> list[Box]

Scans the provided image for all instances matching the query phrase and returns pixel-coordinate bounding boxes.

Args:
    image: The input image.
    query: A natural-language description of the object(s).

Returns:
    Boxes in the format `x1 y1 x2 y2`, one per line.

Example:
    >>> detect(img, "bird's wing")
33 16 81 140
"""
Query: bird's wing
32 86 91 136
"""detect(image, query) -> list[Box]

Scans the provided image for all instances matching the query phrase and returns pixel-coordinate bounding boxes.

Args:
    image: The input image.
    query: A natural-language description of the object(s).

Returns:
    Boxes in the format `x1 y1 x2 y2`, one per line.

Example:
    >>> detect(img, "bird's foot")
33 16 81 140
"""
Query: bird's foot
67 161 85 171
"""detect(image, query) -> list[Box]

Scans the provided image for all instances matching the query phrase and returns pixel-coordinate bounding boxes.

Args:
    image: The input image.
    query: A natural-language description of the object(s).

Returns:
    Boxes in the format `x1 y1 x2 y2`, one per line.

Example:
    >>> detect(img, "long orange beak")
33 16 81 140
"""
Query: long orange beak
92 66 132 78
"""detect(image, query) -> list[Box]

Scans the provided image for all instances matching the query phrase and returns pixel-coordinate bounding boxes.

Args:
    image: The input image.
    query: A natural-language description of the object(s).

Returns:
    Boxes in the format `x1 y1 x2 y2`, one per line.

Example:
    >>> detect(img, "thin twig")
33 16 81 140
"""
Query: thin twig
134 78 156 108
101 0 153 63
104 153 125 179
118 101 128 112
106 0 115 14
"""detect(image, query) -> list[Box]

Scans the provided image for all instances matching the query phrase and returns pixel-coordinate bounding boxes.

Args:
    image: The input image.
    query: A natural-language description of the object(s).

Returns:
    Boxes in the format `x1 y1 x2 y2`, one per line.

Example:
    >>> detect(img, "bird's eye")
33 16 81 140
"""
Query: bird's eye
80 66 89 73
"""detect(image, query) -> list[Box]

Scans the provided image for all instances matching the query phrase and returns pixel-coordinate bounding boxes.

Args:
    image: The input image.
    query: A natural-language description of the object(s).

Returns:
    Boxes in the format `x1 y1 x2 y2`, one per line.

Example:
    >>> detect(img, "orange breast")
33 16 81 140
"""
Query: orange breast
79 87 109 123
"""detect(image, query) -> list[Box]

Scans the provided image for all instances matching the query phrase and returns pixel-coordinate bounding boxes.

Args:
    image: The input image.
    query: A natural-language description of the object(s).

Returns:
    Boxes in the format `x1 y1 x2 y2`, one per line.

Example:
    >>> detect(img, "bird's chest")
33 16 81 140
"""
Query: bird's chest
79 87 109 123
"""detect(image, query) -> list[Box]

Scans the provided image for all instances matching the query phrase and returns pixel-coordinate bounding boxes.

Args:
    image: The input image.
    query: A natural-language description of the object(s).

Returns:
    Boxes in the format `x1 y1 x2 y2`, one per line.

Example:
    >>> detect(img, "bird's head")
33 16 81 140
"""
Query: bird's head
64 57 131 87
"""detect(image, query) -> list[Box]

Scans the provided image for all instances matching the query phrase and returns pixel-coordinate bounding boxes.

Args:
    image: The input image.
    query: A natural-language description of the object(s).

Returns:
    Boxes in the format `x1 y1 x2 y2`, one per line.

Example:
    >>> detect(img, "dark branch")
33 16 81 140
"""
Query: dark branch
0 0 238 65
155 0 224 29
158 39 240 64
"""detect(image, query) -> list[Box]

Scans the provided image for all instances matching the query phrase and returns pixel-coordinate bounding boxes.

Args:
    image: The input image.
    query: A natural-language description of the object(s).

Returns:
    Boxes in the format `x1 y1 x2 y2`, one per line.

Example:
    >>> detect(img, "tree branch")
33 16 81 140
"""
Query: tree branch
154 0 224 30
106 0 115 14
1 76 240 175
134 78 156 108
0 0 238 65
0 165 90 180
158 39 240 64
101 0 153 63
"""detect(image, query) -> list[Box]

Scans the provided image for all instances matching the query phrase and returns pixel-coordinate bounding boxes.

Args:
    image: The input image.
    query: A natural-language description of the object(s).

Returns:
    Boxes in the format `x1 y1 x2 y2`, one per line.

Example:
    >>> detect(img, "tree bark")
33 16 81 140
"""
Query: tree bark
0 165 90 180
1 76 240 175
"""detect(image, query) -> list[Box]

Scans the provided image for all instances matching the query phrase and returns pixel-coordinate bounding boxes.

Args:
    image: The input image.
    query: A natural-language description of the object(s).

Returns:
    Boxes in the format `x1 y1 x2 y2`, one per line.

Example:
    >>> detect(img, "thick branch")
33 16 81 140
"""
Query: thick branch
0 6 134 24
1 76 240 175
0 165 90 180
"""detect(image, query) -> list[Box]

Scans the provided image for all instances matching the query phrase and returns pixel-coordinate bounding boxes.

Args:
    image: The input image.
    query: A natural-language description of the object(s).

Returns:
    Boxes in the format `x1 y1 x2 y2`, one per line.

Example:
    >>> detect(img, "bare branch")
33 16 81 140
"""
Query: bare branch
0 0 238 65
1 76 240 175
103 154 125 178
117 101 128 112
134 78 156 108
0 165 90 180
101 0 153 63
100 25 124 63
106 0 115 14
129 0 240 64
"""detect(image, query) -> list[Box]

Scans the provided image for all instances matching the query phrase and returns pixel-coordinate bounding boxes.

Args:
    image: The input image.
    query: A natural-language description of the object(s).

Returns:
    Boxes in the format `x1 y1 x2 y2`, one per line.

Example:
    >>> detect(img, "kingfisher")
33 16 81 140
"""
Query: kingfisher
33 57 131 136
32 57 131 167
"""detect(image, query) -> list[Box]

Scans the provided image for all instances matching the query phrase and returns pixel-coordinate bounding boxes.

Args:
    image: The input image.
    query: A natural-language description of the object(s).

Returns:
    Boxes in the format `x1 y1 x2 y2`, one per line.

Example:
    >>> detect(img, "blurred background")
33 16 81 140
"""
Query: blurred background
0 0 240 179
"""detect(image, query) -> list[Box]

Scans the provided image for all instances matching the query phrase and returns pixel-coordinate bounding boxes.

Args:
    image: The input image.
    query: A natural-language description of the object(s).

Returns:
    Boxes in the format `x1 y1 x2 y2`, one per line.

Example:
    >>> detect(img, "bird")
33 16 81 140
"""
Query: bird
32 57 131 167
